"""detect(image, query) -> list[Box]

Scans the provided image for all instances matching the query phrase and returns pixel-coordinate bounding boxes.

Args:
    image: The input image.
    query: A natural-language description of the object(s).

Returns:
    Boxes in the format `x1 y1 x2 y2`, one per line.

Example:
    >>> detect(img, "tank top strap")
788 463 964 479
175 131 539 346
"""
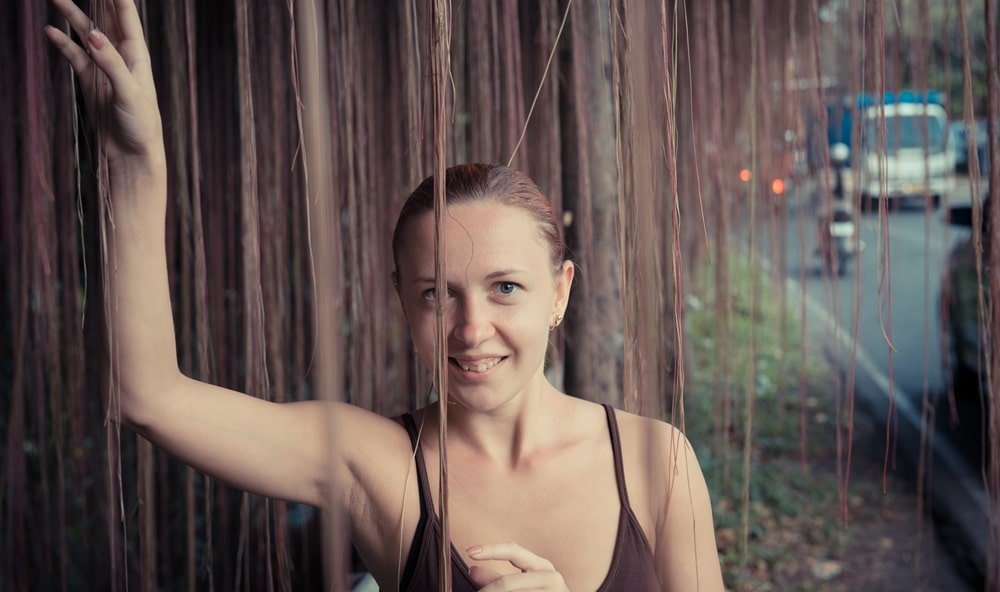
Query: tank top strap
401 413 434 510
601 403 634 509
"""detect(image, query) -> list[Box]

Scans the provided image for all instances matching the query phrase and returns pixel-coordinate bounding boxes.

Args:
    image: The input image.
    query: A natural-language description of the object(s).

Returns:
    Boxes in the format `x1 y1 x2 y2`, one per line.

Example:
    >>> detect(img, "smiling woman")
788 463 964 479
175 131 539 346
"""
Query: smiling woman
391 165 573 413
41 0 723 588
382 164 724 591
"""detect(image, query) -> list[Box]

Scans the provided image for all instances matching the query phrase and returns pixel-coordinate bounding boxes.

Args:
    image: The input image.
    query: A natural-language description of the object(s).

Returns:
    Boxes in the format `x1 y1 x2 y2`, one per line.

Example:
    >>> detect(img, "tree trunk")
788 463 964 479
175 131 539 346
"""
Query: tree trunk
560 0 624 406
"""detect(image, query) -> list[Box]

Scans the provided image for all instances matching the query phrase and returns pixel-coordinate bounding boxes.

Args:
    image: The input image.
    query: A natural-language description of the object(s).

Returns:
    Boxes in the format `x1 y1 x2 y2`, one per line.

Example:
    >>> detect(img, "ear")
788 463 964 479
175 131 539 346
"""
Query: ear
552 260 575 318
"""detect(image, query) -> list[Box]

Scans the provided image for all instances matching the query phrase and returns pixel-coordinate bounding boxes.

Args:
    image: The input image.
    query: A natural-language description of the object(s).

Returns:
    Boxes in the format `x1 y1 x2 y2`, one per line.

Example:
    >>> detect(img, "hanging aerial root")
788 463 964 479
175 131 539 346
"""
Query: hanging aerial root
430 1 452 590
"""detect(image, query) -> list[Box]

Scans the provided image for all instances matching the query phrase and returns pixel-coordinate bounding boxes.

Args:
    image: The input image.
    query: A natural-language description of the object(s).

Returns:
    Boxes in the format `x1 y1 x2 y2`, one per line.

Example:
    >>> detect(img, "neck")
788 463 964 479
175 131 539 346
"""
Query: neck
433 375 573 468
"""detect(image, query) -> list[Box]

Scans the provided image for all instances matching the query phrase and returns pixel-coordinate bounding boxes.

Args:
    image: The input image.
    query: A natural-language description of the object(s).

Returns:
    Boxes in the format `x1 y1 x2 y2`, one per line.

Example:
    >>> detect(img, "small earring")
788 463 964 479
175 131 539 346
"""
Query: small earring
549 314 564 331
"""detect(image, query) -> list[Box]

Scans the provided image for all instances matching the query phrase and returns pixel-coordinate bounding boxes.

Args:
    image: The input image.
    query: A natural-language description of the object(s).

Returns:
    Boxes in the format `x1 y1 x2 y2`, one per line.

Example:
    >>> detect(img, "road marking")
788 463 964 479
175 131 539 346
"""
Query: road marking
784 270 990 572
756 250 989 510
781 273 990 508
858 216 949 254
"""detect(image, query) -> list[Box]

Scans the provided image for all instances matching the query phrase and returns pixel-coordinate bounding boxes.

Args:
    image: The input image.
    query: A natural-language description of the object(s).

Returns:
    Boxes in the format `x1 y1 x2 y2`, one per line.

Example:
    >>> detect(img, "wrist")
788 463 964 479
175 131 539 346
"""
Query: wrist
106 154 168 232
108 149 168 186
108 163 167 207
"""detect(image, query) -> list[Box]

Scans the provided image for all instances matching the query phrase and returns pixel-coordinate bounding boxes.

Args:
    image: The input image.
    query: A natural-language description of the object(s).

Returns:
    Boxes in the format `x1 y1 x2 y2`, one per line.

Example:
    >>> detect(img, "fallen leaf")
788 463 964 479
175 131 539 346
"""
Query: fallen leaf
809 558 843 581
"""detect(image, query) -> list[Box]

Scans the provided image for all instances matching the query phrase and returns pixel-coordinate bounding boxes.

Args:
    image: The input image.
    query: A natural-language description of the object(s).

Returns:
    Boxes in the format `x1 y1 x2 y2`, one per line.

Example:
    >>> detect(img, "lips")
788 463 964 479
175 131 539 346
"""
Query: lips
449 356 507 374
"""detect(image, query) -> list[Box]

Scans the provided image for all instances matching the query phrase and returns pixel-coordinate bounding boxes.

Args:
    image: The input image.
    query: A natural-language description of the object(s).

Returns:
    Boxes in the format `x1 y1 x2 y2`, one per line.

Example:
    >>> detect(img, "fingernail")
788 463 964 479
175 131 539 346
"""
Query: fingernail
466 546 482 557
88 29 106 50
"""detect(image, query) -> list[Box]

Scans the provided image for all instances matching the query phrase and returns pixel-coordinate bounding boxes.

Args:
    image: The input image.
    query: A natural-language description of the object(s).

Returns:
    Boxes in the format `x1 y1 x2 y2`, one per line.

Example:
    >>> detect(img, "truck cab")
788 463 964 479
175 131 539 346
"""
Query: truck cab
858 101 950 205
833 90 952 207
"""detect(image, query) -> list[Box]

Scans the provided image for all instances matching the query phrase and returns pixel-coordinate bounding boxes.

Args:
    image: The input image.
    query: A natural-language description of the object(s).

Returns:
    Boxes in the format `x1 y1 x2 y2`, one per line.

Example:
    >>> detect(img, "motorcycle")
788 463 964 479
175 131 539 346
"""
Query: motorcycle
814 143 864 276
816 201 863 276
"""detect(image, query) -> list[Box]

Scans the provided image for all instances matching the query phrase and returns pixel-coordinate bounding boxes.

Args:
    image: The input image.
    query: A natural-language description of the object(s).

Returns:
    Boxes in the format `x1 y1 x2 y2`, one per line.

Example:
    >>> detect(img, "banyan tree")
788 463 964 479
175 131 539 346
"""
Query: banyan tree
2 0 998 590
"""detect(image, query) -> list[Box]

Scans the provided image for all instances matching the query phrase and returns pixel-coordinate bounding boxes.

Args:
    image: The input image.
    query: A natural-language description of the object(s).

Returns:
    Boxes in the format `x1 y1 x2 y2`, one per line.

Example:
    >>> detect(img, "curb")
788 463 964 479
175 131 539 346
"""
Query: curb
780 271 989 578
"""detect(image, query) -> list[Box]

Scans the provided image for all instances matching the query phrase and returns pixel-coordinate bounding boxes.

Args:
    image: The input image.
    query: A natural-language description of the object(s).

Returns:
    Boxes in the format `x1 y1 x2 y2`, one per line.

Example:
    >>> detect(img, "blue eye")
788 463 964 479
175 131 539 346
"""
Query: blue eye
497 282 519 295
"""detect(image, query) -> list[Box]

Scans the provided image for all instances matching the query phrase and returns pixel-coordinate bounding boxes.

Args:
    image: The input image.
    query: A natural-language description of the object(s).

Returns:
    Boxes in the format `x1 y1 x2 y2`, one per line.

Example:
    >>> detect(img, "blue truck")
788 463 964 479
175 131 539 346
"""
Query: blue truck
826 90 952 206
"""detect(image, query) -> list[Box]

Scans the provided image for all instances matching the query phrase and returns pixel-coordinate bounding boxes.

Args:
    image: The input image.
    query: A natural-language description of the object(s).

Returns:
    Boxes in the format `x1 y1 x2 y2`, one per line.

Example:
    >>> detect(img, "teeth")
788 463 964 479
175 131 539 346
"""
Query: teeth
457 358 502 373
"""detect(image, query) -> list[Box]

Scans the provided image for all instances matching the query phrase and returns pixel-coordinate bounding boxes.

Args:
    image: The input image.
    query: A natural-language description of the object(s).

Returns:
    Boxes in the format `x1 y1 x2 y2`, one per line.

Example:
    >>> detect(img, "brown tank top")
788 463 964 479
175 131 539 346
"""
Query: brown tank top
398 404 661 591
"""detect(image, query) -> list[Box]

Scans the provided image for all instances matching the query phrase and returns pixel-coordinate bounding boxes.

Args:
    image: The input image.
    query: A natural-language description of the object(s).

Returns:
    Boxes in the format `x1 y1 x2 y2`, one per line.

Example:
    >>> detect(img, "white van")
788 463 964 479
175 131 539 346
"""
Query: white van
846 101 951 207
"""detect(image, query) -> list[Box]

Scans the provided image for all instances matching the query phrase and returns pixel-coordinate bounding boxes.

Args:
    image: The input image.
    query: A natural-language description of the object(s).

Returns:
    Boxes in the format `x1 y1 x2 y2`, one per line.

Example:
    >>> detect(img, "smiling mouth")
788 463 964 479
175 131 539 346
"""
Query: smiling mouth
449 356 507 374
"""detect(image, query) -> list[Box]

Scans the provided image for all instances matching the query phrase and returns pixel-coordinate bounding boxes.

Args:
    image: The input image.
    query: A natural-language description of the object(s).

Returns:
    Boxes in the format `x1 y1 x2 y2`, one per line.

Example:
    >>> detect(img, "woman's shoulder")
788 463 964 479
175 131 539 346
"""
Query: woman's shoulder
556 396 691 454
594 404 705 547
608 405 691 450
607 406 701 494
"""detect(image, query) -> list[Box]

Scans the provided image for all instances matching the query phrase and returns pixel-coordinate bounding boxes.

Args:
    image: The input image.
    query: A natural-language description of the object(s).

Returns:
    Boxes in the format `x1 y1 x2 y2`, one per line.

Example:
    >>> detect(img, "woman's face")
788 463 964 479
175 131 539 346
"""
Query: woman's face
395 201 573 413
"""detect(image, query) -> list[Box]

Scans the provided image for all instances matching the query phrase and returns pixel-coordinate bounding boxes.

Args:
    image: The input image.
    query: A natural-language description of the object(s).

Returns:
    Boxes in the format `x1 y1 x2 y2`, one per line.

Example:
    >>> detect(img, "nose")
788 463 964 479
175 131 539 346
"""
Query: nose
450 297 495 347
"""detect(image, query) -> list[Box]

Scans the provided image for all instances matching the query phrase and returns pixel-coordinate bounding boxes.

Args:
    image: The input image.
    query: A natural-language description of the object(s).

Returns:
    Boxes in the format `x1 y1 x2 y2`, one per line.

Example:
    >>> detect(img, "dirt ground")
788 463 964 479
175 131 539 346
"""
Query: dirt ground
789 410 980 592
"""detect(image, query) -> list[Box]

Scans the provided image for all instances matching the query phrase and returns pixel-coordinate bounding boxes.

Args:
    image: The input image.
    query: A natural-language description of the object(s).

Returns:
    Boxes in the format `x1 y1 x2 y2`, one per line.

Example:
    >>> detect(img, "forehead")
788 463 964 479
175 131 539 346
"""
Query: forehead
397 201 550 280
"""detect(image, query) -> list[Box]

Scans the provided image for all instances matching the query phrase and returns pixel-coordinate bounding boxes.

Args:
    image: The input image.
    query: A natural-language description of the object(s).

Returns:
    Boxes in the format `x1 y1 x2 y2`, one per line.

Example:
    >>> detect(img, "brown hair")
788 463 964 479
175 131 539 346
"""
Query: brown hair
391 163 566 274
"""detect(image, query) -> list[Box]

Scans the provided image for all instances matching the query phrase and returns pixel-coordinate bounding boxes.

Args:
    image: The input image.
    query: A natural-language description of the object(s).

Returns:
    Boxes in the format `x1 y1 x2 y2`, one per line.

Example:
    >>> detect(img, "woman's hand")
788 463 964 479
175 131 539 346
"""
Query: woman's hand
45 0 165 174
466 543 570 591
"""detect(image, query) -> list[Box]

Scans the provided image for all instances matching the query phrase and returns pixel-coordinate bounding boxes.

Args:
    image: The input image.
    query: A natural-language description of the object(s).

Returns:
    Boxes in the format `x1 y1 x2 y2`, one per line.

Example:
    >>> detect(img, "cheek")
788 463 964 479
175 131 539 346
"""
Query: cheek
503 307 552 351
410 314 436 352
404 295 552 358
400 300 434 355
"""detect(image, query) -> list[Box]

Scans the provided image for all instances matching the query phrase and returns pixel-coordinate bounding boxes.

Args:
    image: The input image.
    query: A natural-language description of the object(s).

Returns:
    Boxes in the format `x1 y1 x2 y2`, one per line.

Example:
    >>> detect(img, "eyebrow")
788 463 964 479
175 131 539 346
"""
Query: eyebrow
485 268 527 280
412 268 527 284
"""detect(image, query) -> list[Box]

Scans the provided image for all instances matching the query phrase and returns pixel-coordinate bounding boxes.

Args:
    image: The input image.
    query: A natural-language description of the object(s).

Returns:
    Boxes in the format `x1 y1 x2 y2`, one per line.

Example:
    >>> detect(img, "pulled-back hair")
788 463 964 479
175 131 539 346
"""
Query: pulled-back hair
391 163 566 273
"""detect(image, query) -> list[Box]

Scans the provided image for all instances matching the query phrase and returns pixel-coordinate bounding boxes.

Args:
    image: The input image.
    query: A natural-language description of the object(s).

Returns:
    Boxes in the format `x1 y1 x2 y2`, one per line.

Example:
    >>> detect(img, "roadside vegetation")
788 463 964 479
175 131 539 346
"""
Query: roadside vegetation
684 255 968 591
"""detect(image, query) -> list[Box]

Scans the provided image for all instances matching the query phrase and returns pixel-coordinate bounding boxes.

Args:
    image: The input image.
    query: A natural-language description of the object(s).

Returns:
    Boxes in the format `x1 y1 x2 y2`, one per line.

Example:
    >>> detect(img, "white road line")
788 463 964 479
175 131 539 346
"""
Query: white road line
858 217 949 254
782 273 989 511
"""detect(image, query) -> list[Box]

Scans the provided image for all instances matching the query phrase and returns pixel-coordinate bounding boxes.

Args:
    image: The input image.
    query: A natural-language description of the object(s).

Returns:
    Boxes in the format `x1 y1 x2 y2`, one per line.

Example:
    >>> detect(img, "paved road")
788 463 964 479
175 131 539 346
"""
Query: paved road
748 173 990 585
785 200 950 396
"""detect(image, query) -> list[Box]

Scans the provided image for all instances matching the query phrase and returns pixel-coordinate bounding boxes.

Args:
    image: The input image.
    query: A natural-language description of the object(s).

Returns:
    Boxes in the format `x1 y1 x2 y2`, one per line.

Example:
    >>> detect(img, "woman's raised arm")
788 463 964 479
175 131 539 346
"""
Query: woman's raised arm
43 0 388 509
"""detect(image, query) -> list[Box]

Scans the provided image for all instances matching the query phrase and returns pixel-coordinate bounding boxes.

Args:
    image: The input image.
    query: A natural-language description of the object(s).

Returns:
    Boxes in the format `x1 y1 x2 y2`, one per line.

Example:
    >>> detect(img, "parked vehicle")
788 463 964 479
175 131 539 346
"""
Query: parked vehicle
828 90 952 208
942 201 991 396
948 120 992 176
949 121 971 173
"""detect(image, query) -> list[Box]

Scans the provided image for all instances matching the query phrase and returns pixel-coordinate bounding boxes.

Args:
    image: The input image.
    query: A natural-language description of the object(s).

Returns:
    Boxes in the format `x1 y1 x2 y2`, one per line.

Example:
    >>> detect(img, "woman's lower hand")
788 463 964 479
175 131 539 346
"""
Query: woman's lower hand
45 0 165 174
467 543 570 591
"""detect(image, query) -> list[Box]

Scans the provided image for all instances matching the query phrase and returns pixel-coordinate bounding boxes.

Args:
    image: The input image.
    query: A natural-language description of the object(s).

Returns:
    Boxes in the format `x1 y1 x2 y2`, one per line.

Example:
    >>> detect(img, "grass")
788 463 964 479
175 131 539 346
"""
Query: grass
683 253 859 590
681 252 975 591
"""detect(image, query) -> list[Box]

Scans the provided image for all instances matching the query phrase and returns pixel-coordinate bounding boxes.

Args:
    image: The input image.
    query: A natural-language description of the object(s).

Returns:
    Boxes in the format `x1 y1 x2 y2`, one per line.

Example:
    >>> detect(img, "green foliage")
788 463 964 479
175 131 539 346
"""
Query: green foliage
684 254 847 589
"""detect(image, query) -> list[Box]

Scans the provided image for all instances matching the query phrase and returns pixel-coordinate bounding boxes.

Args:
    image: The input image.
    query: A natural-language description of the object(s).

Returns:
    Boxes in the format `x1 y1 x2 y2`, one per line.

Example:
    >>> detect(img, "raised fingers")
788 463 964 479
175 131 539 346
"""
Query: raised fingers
78 28 136 94
50 0 95 44
46 0 165 162
43 25 92 76
51 0 151 75
48 2 136 96
112 0 146 45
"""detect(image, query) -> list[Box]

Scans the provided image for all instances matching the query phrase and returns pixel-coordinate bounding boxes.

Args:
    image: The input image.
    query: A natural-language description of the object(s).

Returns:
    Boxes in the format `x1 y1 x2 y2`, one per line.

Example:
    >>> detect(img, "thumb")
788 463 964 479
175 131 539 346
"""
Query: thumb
468 565 503 587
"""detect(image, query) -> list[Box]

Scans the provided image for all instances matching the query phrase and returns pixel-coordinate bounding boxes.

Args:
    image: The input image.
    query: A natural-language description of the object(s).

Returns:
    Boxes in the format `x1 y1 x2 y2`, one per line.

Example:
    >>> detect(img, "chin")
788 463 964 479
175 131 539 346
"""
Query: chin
444 370 546 416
